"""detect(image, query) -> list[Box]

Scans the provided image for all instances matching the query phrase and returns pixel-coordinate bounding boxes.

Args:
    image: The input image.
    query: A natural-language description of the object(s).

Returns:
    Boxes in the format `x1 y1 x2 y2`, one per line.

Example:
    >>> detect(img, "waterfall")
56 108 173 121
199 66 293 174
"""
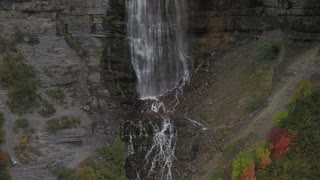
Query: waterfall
126 0 188 179
126 0 189 99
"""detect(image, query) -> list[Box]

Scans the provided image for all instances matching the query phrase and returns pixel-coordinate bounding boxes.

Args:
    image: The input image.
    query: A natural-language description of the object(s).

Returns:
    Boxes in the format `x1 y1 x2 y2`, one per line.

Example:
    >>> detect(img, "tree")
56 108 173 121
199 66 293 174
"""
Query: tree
273 111 288 127
232 152 254 180
255 142 272 170
241 163 256 180
267 128 286 145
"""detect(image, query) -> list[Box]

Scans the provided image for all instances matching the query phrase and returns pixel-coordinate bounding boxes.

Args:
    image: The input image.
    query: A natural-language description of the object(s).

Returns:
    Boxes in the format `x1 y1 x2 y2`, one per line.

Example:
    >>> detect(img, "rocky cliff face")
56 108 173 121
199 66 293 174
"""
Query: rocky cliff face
0 1 126 179
1 0 320 179
188 0 320 55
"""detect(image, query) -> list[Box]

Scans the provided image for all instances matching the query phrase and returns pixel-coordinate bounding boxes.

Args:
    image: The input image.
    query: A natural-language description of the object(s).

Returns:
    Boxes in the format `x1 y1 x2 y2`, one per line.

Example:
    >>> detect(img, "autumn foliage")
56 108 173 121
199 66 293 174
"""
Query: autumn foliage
241 163 256 180
267 128 295 159
230 81 320 179
259 151 272 170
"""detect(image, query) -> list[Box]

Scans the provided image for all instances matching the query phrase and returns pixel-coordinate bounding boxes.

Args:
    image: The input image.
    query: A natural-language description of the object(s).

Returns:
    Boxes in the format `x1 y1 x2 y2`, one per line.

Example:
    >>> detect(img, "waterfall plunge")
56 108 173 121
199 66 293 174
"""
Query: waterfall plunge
126 0 189 99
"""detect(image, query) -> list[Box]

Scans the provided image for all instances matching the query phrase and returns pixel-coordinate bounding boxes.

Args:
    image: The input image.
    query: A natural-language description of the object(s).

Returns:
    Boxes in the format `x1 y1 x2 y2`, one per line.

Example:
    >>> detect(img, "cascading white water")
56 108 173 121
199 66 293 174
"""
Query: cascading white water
145 116 176 180
126 0 188 99
126 0 188 179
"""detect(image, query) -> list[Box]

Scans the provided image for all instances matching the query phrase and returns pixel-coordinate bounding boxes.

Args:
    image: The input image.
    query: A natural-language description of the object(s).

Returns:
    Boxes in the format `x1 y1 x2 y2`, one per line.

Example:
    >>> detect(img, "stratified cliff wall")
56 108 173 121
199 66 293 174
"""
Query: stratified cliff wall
187 0 320 54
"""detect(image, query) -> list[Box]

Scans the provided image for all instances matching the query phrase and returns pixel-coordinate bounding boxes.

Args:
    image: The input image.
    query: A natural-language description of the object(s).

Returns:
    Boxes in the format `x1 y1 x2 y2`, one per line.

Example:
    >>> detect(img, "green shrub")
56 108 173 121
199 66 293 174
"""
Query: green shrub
38 100 56 117
7 82 41 114
46 88 65 103
75 166 98 180
98 136 127 167
13 117 29 133
258 41 281 62
46 116 80 133
232 151 254 180
273 111 288 127
0 53 41 114
97 136 127 180
0 55 37 87
294 80 314 98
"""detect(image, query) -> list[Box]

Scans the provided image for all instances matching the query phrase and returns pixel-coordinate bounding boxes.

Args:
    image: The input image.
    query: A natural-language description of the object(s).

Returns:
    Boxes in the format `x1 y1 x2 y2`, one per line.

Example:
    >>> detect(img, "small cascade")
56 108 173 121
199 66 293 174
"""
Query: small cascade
122 96 181 180
145 116 176 180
